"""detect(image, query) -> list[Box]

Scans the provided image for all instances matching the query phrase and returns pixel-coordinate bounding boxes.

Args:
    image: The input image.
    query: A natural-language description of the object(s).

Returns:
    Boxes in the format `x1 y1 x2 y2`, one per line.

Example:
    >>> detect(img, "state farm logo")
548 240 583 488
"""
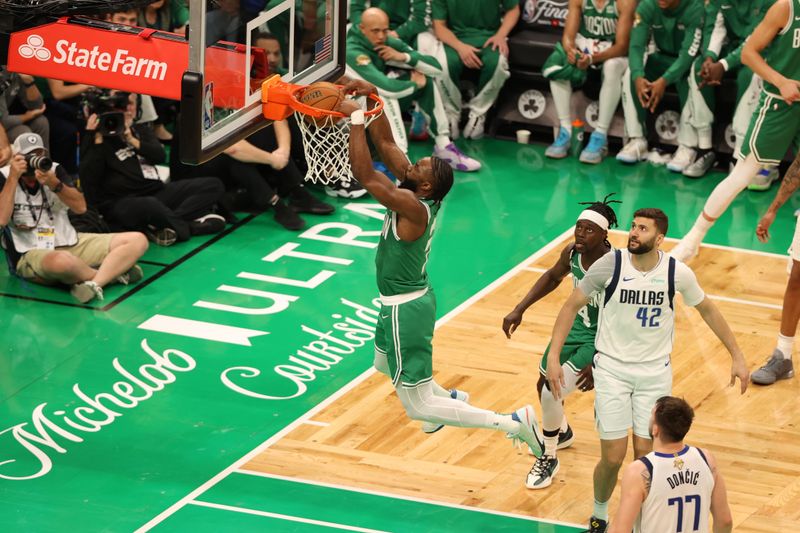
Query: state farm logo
18 35 51 61
16 35 168 81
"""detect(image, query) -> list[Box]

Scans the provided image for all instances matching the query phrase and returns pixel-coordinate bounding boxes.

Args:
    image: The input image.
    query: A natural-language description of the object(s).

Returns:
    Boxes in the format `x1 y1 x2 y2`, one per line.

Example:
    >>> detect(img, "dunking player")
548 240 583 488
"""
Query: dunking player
335 88 543 455
608 396 733 533
546 208 748 532
671 0 800 261
503 195 620 489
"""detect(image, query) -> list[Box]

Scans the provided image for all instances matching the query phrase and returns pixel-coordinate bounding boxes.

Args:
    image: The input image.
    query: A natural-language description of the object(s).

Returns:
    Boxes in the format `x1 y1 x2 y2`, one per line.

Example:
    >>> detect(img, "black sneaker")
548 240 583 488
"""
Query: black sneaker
146 226 177 246
324 180 368 199
525 455 559 489
273 200 306 231
584 516 608 533
557 425 575 449
290 188 335 214
190 214 226 235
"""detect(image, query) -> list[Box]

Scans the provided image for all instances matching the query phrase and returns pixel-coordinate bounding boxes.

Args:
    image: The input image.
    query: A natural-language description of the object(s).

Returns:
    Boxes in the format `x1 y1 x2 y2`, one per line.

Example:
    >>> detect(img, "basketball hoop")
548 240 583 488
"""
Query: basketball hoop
261 77 384 186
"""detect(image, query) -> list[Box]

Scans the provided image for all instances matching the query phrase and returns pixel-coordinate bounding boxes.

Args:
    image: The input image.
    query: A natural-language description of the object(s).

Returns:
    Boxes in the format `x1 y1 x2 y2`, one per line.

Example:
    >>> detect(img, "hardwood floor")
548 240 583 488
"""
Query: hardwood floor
243 232 800 531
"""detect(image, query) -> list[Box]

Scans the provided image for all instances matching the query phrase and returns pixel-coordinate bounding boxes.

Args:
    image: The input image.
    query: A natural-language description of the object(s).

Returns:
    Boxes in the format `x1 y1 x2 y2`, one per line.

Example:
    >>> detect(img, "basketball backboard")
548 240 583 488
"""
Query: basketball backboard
180 0 346 164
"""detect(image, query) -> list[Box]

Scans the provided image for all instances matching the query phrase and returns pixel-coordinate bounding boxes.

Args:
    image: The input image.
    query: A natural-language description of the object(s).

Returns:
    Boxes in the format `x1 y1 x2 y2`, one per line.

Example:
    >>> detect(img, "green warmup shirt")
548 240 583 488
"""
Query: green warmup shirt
762 0 800 94
628 0 705 83
375 201 439 296
431 0 518 41
580 0 619 41
701 0 775 70
349 0 431 42
345 26 441 98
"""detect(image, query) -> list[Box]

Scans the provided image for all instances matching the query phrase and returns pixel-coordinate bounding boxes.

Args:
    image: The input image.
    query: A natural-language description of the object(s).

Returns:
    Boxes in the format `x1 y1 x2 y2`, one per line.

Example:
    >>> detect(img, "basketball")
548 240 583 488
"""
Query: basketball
299 81 344 127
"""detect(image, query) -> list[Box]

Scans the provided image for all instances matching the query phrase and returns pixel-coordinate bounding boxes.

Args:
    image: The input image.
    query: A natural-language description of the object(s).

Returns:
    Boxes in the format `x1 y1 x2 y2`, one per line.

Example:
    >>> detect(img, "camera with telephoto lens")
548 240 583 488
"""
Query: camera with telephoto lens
82 89 130 137
24 153 53 173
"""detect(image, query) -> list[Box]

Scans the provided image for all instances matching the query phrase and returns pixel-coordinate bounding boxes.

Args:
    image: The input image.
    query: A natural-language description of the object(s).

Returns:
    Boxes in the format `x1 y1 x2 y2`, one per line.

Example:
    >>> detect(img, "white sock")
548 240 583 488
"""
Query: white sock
698 127 713 150
435 136 451 150
685 155 761 245
594 499 609 521
549 79 573 131
777 334 794 360
396 382 518 432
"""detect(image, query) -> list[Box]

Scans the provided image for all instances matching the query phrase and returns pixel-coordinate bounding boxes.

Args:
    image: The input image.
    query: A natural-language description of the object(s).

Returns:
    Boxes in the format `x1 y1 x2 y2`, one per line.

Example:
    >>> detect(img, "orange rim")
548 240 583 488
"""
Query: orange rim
288 85 384 119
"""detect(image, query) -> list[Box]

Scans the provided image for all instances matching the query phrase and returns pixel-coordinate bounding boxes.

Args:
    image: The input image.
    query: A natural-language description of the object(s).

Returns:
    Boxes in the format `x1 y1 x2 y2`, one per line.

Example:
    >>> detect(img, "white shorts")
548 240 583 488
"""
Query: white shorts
592 353 673 440
791 214 800 262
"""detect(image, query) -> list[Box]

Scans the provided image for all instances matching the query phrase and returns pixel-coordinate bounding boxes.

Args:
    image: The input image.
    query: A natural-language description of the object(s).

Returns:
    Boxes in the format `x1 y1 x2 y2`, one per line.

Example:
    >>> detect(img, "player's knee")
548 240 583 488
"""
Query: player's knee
41 251 77 275
603 57 626 79
396 392 427 420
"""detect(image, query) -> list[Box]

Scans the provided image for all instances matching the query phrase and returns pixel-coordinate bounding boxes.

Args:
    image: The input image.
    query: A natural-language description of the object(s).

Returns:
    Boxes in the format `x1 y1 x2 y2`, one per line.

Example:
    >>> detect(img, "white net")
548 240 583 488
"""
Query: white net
294 109 379 186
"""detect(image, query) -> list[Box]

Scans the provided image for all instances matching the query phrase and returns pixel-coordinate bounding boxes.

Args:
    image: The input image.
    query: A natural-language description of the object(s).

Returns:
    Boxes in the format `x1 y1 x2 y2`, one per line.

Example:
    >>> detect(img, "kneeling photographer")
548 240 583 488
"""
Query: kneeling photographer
0 134 148 303
80 90 226 245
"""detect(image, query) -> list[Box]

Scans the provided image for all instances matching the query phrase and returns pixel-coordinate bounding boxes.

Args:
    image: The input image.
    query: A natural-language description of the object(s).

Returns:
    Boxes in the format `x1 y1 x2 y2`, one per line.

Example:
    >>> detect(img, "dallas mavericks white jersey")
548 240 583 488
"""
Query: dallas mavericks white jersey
579 249 705 364
635 446 716 533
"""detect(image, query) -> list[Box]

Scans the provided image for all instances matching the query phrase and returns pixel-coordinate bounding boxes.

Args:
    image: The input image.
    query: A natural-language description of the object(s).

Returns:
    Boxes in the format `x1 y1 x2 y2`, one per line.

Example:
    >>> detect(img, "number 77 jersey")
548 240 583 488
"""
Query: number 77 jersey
589 249 705 364
636 445 716 533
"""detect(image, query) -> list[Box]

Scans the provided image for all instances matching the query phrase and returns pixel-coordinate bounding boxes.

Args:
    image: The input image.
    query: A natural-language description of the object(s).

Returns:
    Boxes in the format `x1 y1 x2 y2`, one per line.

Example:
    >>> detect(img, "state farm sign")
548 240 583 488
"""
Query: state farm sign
9 18 186 99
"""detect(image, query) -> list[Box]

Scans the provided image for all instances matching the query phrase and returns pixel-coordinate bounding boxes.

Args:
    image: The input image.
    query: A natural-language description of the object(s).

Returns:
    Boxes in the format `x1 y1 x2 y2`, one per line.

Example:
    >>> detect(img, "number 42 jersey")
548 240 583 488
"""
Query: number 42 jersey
578 249 705 364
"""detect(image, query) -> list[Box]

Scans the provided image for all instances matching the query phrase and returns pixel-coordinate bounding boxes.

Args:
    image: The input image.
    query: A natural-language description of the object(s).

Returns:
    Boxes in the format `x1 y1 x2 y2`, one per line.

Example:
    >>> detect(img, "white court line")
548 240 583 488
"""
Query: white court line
704 294 782 310
609 229 790 259
136 227 575 532
236 470 586 530
522 266 548 273
188 500 389 533
304 420 330 427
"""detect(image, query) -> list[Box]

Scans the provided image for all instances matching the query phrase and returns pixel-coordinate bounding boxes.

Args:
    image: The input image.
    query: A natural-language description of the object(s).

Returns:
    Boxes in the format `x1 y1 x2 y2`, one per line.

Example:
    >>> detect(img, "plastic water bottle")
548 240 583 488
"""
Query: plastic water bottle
570 119 585 156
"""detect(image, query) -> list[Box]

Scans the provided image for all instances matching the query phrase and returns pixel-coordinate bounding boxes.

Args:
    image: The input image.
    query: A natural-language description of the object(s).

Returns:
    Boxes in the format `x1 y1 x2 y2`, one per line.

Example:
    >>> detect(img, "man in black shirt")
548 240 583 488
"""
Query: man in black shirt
80 92 226 245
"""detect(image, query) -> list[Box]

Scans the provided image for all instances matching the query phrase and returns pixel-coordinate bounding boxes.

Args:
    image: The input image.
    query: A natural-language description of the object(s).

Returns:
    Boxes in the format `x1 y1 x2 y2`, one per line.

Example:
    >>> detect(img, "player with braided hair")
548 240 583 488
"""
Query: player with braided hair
503 194 620 490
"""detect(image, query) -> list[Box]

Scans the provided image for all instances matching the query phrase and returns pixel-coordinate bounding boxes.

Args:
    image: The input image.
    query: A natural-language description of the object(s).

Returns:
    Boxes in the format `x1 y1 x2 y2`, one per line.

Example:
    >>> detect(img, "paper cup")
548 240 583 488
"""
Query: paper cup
516 129 531 144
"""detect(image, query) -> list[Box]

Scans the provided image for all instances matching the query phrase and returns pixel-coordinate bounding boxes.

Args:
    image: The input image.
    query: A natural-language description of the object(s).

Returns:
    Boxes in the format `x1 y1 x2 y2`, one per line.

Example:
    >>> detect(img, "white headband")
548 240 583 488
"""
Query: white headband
577 209 609 231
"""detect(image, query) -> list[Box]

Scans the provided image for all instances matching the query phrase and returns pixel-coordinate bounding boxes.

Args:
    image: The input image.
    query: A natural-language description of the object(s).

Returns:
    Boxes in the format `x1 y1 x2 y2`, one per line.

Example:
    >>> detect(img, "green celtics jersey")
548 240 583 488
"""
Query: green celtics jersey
375 201 440 296
431 0 518 40
628 0 704 83
580 0 619 41
763 0 800 94
570 249 600 333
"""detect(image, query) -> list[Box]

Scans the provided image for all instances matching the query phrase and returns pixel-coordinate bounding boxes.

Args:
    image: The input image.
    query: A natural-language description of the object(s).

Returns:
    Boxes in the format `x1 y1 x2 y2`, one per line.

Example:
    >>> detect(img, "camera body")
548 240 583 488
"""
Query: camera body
82 89 130 137
24 153 53 173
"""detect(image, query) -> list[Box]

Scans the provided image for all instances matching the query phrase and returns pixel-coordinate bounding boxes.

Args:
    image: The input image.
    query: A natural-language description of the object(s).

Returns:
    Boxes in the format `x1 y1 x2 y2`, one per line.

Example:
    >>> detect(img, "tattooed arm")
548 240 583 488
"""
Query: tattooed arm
608 460 649 533
756 157 800 243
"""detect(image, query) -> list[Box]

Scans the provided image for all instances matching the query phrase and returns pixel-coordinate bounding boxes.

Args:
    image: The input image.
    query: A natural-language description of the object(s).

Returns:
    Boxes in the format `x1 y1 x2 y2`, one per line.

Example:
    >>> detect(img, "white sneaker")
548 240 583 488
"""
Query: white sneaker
71 281 104 304
421 389 470 434
670 239 699 262
616 138 649 164
748 166 781 191
667 145 696 172
525 455 560 489
508 405 544 457
462 113 486 140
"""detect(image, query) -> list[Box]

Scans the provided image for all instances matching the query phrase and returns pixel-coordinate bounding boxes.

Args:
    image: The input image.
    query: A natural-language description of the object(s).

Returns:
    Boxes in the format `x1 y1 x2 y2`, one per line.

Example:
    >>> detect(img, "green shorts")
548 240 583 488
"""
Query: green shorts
538 328 596 377
374 289 436 387
739 91 800 164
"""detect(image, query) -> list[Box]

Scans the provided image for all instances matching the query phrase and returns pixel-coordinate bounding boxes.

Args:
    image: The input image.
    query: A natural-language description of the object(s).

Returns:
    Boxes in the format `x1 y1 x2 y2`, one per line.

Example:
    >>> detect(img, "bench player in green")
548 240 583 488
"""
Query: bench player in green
542 0 635 163
671 0 800 262
670 0 775 178
503 196 620 489
350 0 432 46
346 7 481 170
432 0 519 139
616 0 705 164
336 87 543 456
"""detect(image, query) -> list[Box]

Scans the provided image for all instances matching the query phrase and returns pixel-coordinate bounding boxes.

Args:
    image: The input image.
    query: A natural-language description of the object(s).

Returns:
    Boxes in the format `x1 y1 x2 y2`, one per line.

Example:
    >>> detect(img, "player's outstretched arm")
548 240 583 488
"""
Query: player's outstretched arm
743 0 799 103
340 99 427 226
608 461 648 533
547 287 591 399
694 297 749 393
702 448 734 533
757 154 800 242
502 244 574 338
